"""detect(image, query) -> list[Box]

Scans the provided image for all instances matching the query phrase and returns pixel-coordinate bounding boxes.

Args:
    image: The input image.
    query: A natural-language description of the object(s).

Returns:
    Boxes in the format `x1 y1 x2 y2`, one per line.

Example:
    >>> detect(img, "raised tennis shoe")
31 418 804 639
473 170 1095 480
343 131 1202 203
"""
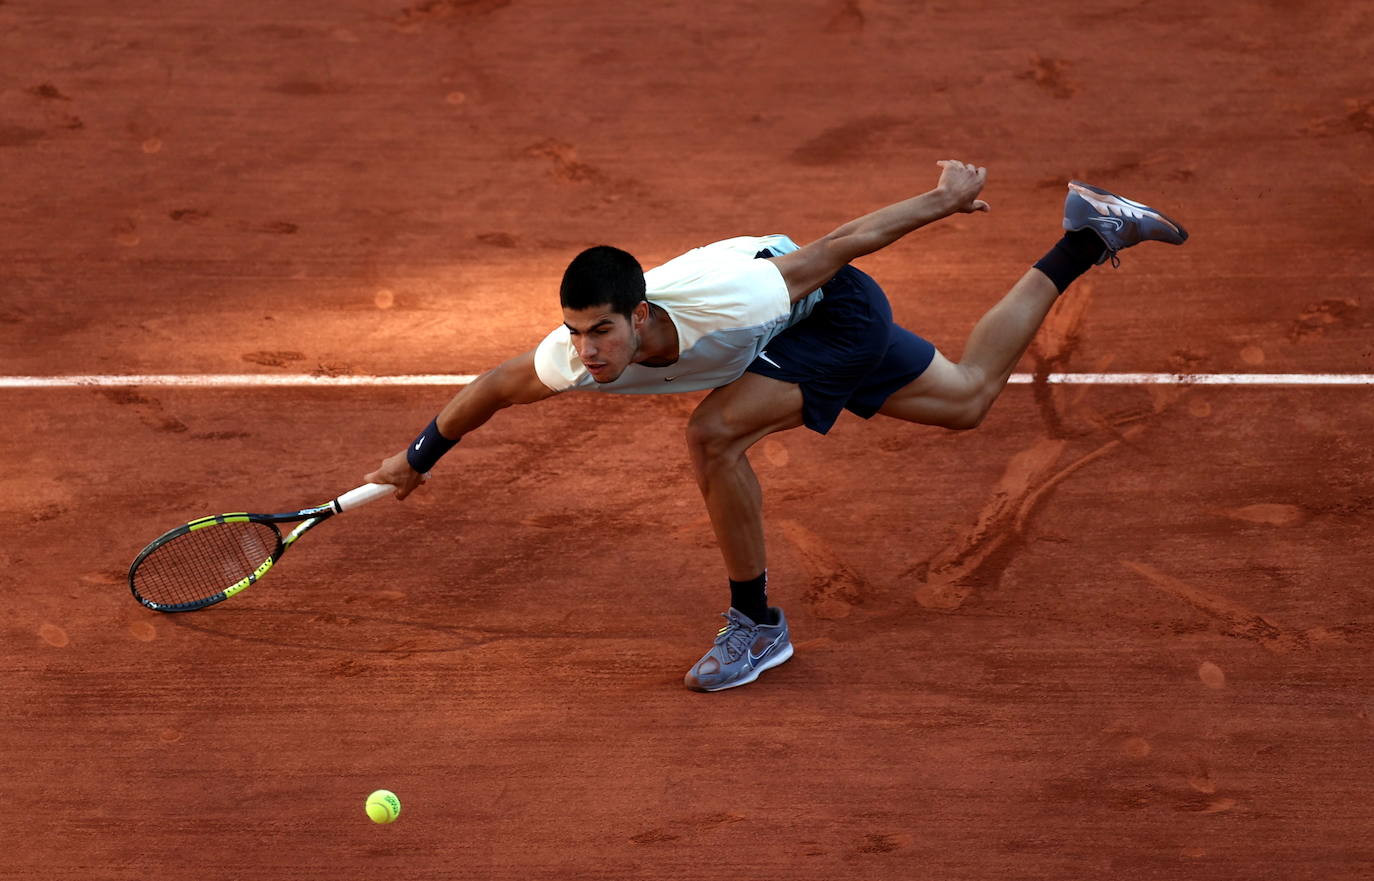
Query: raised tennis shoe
684 607 793 692
1063 181 1188 266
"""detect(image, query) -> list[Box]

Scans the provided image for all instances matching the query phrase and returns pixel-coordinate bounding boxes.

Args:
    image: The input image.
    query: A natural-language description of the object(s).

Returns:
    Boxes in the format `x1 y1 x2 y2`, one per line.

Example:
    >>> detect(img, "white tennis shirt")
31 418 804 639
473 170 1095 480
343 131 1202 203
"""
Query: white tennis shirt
533 234 823 395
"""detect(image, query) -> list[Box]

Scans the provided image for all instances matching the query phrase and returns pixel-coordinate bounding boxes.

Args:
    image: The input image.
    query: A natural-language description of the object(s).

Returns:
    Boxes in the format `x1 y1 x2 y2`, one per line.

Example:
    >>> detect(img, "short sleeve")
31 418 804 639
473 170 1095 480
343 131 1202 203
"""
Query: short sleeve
643 246 791 349
533 326 586 392
733 257 791 325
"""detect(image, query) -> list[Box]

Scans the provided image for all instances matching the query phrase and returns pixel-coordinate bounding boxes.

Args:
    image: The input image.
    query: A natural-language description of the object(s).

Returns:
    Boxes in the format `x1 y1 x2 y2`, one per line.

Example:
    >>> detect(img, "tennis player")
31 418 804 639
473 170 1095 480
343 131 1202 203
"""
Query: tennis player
365 160 1187 692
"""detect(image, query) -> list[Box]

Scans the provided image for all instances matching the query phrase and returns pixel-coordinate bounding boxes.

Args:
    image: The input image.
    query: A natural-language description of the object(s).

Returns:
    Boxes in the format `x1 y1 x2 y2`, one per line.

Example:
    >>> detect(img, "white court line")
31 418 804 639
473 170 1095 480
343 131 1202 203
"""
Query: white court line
0 373 1372 388
1004 373 1374 386
0 374 481 388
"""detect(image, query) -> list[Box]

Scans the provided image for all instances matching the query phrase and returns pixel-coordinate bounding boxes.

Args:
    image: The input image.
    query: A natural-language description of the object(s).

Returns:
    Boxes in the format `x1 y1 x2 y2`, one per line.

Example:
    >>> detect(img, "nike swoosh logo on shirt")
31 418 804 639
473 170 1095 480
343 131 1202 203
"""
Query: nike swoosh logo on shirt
757 351 781 369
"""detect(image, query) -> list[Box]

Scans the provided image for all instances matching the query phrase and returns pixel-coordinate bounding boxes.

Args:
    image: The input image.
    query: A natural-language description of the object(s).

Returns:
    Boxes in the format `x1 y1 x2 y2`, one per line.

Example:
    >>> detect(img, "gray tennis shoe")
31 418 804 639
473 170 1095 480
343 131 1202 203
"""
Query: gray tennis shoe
684 607 793 692
1063 181 1188 266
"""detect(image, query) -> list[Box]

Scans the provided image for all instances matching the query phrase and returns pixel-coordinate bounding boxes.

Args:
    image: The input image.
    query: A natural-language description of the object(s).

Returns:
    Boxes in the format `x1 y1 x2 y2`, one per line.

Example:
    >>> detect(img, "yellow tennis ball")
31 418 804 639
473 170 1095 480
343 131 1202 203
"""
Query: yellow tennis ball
365 789 401 824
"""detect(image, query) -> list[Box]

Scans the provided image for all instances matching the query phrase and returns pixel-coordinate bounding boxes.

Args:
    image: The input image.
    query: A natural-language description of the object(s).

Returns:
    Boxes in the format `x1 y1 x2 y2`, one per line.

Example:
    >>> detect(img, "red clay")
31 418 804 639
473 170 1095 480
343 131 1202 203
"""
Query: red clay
3 1 1372 879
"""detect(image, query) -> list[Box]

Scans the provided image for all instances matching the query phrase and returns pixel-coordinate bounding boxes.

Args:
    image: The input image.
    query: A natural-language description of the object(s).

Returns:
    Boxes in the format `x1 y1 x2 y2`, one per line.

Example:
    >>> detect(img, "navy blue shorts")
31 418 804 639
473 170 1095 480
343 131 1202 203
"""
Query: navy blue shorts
745 263 936 434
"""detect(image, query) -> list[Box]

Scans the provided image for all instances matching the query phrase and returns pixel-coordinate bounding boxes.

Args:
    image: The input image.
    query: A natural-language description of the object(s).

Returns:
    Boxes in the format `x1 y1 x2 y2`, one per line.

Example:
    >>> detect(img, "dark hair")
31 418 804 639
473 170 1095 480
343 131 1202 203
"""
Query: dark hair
560 246 646 318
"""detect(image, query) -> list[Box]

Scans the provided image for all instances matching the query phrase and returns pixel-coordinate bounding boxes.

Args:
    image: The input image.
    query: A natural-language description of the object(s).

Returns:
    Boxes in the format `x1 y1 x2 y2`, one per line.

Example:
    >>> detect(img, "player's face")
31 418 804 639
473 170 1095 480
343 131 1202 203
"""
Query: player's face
563 302 647 383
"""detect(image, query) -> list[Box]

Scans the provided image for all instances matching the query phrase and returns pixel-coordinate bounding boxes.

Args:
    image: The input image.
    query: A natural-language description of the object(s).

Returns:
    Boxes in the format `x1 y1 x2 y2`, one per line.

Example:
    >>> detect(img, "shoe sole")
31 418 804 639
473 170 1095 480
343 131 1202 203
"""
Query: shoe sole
686 642 794 693
1067 180 1189 243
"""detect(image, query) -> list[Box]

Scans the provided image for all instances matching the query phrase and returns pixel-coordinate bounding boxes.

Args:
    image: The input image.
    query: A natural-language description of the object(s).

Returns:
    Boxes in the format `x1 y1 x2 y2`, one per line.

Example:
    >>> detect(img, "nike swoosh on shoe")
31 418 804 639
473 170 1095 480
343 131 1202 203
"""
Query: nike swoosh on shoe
1069 183 1183 236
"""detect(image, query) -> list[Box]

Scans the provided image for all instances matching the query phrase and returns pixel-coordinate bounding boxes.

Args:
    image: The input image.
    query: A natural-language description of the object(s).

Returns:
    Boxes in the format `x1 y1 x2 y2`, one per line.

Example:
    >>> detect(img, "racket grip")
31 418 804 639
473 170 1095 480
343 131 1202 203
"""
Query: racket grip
333 482 399 512
332 473 431 513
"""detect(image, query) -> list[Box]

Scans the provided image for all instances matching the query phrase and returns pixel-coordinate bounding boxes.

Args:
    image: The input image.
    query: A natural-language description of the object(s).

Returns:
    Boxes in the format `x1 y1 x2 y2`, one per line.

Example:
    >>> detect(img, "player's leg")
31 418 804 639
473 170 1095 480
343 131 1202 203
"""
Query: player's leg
683 372 804 692
880 180 1189 429
685 371 804 583
877 267 1058 429
682 263 900 692
688 261 892 590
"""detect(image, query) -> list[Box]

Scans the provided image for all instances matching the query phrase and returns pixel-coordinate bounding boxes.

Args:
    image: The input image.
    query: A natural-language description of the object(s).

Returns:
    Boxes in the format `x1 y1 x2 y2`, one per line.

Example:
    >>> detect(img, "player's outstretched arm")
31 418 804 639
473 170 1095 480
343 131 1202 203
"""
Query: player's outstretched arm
364 350 559 499
769 159 990 302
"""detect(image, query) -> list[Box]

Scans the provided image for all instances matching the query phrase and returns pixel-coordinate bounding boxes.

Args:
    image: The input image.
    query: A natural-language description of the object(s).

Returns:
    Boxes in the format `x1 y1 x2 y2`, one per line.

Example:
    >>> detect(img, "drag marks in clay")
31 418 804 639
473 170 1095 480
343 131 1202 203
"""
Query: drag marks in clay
100 388 188 434
854 832 913 854
241 350 305 367
779 519 866 620
524 138 608 185
10 79 82 139
629 812 744 847
911 283 1156 609
1120 561 1308 653
912 437 1066 611
521 139 648 204
1017 55 1076 100
1302 99 1374 139
790 115 904 167
395 0 511 27
168 208 211 224
1288 298 1360 343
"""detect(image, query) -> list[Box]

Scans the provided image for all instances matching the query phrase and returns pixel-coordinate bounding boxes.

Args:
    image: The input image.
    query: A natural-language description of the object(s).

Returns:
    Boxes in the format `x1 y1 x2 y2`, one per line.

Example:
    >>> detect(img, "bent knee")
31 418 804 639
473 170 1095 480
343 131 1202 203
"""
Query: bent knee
686 411 744 461
944 407 986 431
942 387 997 431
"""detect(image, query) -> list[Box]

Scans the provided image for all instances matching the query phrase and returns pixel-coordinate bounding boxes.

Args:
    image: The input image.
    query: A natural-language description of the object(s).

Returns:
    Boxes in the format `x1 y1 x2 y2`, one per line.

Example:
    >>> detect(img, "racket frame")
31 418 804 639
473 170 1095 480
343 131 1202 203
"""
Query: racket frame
129 493 365 613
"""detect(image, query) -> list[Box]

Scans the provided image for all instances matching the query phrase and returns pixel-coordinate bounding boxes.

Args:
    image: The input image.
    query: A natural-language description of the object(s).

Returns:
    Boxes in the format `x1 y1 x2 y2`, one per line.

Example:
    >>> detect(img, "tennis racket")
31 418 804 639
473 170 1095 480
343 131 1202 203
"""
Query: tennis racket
128 482 399 612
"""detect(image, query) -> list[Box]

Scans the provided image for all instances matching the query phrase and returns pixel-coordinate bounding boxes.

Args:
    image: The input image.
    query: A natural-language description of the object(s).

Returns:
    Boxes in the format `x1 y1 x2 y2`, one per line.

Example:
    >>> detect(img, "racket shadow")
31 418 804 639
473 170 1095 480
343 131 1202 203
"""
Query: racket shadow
162 605 514 655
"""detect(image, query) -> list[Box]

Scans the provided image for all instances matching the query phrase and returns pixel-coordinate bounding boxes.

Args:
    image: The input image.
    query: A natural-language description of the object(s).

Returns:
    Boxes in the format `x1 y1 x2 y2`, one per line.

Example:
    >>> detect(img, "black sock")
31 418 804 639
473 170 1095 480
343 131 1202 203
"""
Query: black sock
1032 228 1105 294
729 571 770 625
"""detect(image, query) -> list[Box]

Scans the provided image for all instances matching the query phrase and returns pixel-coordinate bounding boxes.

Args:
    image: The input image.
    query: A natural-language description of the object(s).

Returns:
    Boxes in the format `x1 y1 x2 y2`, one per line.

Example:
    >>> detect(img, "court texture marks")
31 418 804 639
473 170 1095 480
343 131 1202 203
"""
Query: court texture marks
2 1 1371 879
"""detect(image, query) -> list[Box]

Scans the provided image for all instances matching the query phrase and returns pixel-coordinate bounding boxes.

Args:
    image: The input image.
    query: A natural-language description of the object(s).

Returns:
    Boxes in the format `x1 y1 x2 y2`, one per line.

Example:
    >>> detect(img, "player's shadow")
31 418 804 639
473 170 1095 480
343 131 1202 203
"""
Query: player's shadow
163 606 507 654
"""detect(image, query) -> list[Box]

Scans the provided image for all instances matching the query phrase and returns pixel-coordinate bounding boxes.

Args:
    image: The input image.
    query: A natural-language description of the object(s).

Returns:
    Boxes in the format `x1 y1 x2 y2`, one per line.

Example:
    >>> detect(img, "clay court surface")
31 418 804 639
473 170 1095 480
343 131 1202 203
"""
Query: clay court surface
4 0 1373 878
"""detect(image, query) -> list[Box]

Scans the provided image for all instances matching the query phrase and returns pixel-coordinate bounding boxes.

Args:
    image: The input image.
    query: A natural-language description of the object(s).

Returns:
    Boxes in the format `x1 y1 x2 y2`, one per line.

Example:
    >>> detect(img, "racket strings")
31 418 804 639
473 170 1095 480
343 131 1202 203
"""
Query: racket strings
133 520 280 607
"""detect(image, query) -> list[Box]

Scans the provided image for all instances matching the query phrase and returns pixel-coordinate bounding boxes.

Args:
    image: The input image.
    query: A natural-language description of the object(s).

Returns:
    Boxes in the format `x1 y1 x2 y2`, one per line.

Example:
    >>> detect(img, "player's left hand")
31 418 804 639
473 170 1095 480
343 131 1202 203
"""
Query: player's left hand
936 160 990 214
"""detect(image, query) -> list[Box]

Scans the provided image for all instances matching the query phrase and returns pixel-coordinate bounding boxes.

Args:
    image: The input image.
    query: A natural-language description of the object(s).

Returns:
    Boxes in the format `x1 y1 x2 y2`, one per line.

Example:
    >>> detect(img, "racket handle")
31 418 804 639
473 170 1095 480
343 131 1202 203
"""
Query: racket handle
332 482 399 513
332 473 431 513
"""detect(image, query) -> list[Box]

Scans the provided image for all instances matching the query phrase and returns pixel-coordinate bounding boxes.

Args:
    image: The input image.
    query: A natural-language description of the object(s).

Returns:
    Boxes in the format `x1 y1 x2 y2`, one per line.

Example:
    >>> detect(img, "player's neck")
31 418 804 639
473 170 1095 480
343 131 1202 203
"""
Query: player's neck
635 301 680 367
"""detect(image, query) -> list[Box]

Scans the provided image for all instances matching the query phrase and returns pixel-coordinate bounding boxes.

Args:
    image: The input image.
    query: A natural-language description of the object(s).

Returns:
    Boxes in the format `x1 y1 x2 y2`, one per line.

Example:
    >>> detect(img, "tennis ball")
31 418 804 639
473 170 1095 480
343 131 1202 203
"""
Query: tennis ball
365 789 401 824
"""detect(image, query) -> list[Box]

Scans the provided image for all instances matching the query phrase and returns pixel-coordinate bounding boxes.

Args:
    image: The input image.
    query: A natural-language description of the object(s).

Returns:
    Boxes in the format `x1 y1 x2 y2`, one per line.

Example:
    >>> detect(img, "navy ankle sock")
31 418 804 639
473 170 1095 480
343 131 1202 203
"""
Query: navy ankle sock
728 571 770 625
1033 228 1105 293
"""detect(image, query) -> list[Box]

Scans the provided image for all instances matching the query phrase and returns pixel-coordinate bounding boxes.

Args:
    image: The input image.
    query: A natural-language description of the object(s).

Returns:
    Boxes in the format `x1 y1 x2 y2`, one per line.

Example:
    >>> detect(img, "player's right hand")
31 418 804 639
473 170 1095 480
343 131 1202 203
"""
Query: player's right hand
935 160 990 214
365 450 426 500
